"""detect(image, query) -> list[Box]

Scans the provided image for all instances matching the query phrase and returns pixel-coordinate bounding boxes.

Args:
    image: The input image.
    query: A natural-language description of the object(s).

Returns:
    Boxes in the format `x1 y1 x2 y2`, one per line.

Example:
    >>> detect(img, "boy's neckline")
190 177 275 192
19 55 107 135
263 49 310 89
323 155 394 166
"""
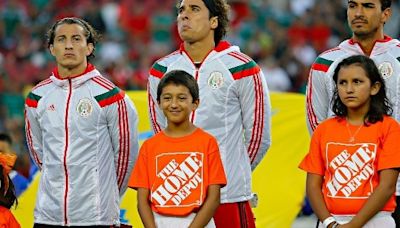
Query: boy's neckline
162 126 199 139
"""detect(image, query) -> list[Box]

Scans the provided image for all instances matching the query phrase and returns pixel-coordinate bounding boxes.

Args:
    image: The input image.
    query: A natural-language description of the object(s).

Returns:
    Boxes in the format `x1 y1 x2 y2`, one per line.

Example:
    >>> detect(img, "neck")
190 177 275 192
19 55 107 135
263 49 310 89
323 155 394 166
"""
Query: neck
184 39 215 63
57 62 88 79
164 122 197 138
352 31 385 55
346 107 369 125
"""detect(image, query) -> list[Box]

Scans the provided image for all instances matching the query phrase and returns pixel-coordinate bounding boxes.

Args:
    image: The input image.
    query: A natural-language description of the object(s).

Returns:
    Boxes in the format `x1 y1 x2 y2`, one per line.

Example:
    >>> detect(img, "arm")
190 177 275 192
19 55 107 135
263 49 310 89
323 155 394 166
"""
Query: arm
239 65 271 171
189 185 221 228
338 169 399 228
305 68 330 134
137 188 157 228
24 100 43 170
306 173 335 227
147 74 167 134
108 93 139 196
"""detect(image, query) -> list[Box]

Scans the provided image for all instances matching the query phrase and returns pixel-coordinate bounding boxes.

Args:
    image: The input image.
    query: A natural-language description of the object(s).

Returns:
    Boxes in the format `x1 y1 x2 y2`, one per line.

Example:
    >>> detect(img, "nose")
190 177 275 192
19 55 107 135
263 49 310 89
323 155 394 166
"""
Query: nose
346 84 354 93
354 6 364 16
178 9 189 21
170 98 178 108
65 38 73 49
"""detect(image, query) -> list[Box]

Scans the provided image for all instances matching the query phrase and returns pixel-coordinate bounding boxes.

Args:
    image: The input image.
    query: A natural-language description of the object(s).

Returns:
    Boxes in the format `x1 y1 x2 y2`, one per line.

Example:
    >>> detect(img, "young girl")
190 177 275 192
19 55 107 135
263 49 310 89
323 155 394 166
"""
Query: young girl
299 55 400 228
0 152 20 227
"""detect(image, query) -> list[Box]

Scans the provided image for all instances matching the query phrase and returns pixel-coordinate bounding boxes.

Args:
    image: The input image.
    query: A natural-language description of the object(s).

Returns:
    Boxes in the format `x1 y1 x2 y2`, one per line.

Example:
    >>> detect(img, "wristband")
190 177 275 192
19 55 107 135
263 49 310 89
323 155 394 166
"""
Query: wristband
322 216 336 228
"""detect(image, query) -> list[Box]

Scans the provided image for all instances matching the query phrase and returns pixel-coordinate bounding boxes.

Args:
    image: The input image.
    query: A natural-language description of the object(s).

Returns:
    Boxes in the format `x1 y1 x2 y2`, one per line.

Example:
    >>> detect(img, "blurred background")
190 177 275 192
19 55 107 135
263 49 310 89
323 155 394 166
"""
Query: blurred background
1 0 400 226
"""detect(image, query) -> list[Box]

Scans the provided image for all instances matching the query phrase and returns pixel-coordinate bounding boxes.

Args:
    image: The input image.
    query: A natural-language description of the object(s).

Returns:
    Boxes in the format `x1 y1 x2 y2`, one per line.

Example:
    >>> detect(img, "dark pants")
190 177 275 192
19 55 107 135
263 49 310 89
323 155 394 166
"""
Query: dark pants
393 196 400 228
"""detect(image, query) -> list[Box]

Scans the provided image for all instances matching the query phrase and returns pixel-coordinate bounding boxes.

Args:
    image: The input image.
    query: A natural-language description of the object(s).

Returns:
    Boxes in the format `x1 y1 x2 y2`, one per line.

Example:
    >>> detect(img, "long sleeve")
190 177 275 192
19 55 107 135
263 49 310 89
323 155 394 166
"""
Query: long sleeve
306 68 331 134
25 92 43 170
107 93 139 196
147 73 167 134
238 65 272 171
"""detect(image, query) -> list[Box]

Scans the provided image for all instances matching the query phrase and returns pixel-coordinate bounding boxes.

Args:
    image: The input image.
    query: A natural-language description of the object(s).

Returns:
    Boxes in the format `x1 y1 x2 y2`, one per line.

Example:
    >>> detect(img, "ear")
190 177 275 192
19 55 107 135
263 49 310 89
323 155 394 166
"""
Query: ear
381 7 392 24
49 44 55 57
370 81 381 96
192 99 199 111
86 43 94 56
210 16 218 29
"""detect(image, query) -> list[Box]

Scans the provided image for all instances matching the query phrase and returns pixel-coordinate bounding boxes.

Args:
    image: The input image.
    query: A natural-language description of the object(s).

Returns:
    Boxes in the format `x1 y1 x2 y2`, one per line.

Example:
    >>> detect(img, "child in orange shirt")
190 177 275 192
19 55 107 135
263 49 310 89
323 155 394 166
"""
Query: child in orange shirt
299 55 400 228
0 152 20 227
129 70 227 227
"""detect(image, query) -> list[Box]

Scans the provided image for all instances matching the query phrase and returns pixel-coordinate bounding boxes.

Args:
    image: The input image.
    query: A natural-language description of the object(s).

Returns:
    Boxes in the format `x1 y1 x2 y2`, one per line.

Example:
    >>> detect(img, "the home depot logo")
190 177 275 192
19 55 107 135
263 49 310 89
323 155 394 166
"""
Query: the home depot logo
325 143 377 198
151 152 204 207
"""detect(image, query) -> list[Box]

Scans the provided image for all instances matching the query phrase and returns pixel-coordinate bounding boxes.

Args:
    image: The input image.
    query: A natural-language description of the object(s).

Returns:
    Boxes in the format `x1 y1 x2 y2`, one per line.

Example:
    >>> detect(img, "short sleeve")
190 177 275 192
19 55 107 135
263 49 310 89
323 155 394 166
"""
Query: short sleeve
377 119 400 171
128 143 150 189
299 125 325 175
207 138 227 187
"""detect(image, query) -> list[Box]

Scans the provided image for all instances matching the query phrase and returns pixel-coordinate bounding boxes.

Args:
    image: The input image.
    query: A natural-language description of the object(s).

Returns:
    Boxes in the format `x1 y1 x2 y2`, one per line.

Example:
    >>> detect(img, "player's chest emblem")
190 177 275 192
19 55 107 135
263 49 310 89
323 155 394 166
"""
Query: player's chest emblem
378 62 393 80
208 71 224 89
77 98 93 118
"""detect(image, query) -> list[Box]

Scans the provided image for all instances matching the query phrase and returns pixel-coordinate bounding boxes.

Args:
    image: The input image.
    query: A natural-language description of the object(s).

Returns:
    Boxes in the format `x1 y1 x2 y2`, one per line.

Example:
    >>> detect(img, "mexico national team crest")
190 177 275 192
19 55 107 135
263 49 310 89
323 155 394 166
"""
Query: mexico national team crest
77 98 93 118
378 62 393 80
208 71 224 89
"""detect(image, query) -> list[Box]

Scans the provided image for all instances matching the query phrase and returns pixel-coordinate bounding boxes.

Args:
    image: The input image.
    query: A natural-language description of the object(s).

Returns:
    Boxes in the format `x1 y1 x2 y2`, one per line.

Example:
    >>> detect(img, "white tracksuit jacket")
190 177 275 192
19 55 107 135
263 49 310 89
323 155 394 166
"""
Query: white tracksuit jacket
25 65 139 226
306 36 400 194
147 41 272 203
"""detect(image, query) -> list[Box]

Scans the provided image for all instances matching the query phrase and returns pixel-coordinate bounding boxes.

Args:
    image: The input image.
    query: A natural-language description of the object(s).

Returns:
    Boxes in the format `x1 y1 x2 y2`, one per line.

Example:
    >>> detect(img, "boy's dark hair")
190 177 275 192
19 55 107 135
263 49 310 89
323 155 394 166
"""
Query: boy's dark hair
177 0 230 45
46 17 100 60
331 55 392 124
381 0 392 11
0 165 17 209
157 70 199 102
0 133 12 145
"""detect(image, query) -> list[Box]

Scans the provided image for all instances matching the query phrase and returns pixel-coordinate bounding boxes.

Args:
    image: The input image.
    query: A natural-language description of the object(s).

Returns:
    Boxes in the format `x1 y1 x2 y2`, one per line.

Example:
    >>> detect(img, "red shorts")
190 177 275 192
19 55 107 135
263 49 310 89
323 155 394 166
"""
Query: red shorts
213 201 256 228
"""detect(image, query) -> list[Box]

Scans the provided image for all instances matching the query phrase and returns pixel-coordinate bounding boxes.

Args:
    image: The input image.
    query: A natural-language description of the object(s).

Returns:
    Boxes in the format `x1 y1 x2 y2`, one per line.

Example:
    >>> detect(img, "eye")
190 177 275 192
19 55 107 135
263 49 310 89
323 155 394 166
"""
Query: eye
56 37 65 42
179 96 187 101
338 80 347 85
73 36 82 42
354 79 362 84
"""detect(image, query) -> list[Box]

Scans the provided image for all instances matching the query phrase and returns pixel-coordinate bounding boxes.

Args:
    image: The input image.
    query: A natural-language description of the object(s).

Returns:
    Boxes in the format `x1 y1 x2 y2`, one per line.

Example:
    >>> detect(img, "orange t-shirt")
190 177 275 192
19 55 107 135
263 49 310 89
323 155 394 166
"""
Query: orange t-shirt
128 128 227 216
299 116 400 215
0 206 20 228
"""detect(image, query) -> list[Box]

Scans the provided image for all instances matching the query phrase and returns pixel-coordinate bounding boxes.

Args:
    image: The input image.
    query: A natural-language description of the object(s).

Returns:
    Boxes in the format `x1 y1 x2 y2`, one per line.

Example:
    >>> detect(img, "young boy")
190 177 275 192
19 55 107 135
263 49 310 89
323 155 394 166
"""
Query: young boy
129 70 227 227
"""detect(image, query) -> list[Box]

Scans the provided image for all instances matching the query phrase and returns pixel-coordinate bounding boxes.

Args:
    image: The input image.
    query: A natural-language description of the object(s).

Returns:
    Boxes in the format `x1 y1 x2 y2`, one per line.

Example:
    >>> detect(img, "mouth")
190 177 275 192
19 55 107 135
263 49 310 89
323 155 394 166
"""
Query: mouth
352 20 367 25
64 53 75 58
180 24 191 31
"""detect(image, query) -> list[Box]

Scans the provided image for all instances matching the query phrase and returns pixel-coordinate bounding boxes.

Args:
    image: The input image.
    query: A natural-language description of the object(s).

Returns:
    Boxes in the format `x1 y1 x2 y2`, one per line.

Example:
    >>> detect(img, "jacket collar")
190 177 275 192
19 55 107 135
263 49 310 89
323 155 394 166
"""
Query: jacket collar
50 63 100 88
340 35 399 56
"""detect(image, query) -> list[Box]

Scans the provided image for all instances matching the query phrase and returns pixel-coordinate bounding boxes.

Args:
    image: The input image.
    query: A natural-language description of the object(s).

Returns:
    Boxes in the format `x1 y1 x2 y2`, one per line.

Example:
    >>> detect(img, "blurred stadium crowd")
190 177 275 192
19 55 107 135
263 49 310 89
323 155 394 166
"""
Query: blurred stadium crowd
0 0 400 194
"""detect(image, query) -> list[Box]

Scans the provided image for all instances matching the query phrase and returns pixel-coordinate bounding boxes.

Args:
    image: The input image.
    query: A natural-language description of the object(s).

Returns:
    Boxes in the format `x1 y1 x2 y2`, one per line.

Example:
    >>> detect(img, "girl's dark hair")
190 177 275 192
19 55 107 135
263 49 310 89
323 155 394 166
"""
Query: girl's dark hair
331 55 392 124
381 0 392 11
157 70 199 103
0 165 17 209
46 17 100 60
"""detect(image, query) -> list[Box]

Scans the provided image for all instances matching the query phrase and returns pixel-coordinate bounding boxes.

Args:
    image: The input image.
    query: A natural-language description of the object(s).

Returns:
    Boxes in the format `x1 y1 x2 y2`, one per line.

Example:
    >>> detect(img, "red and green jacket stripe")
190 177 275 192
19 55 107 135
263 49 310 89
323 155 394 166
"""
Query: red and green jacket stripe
25 92 42 108
229 60 261 80
95 87 125 107
311 57 333 72
149 62 167 78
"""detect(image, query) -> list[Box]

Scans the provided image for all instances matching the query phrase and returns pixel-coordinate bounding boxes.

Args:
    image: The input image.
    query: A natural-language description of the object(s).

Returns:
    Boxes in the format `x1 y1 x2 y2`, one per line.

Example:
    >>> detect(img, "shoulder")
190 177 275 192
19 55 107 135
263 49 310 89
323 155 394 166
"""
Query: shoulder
311 47 346 73
150 50 182 79
315 117 342 133
222 50 261 80
25 78 55 108
90 75 126 108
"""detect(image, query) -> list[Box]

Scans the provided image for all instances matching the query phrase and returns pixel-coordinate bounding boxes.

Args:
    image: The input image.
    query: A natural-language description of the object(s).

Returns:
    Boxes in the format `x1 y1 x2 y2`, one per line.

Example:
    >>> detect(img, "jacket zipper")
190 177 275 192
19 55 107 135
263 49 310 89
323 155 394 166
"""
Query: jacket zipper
63 79 72 225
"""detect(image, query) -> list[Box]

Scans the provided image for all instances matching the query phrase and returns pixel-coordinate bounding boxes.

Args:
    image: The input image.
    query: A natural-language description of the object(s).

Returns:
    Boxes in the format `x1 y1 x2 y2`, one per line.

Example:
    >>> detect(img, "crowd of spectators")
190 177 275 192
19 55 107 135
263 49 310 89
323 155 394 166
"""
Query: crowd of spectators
0 0 400 183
